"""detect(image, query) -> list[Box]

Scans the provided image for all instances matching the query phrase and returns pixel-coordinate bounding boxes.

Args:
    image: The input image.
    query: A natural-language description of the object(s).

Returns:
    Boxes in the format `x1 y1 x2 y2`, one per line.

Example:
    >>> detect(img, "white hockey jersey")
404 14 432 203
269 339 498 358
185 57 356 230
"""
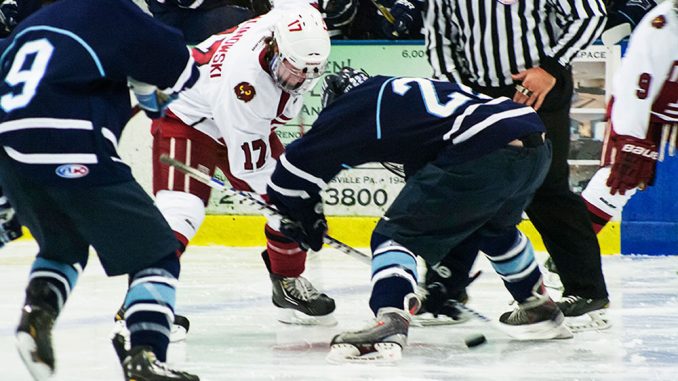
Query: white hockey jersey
167 1 314 194
610 1 678 139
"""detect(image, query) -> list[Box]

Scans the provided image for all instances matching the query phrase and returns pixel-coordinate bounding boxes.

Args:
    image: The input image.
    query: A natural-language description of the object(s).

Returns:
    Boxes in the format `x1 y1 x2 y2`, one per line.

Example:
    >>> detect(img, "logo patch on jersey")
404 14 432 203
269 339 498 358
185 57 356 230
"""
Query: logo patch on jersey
234 82 256 102
651 15 666 29
55 164 89 179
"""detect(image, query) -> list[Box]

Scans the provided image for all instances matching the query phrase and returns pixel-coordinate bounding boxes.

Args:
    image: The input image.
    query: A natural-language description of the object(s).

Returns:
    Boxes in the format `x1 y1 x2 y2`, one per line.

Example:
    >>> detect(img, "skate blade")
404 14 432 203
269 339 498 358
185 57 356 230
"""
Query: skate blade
499 319 573 340
16 332 53 381
276 308 337 326
566 310 612 333
326 342 402 364
411 312 470 327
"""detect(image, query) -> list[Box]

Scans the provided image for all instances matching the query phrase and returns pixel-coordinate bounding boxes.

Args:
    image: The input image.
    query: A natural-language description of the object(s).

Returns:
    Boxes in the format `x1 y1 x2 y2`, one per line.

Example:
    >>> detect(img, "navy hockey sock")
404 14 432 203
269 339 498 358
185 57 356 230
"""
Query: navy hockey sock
368 234 418 314
481 230 542 302
26 257 83 313
124 254 180 362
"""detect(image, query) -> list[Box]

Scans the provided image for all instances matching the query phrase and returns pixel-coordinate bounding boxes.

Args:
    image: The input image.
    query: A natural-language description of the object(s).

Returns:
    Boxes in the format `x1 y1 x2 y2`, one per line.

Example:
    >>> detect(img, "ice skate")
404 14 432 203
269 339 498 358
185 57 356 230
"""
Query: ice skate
121 346 199 381
412 283 470 327
327 294 420 363
499 290 573 340
270 273 337 326
557 295 611 332
16 303 57 381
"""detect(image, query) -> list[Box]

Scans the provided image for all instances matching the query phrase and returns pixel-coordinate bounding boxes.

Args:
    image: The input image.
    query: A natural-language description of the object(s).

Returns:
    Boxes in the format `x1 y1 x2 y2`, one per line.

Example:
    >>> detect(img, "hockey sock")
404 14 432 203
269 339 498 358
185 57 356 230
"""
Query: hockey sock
124 254 179 362
480 230 542 303
368 233 418 315
25 257 83 314
264 224 306 277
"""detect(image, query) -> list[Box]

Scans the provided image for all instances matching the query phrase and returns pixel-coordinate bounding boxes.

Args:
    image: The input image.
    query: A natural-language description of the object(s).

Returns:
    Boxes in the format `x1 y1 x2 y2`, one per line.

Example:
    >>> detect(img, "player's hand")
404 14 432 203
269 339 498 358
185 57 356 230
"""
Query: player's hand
128 78 177 119
0 0 18 37
320 67 369 108
267 184 328 251
606 135 659 195
0 197 22 248
380 0 422 39
511 67 556 111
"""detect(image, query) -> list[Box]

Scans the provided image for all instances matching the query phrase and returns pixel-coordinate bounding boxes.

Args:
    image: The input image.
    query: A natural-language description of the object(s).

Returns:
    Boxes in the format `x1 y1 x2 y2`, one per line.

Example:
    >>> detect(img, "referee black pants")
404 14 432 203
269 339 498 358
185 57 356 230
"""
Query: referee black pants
469 72 608 299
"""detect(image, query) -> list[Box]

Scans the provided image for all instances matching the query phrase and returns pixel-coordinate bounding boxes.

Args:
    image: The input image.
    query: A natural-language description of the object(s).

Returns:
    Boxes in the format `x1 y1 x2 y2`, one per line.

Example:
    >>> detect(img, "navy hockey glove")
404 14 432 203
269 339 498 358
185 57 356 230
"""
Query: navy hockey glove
320 0 358 38
602 0 657 44
0 0 18 37
267 189 327 252
320 67 370 108
380 0 423 39
606 135 658 195
128 78 177 119
0 197 22 248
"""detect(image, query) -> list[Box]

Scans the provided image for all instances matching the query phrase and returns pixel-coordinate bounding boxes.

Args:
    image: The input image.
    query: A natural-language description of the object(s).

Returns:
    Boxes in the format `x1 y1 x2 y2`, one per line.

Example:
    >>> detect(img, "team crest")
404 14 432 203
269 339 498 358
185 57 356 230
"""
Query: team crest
234 82 256 102
651 15 666 29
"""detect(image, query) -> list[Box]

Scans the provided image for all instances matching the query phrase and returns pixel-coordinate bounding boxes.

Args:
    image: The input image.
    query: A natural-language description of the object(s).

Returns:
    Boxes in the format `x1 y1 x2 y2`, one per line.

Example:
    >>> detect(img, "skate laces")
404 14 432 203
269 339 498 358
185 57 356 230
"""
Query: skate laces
283 276 320 301
559 295 583 305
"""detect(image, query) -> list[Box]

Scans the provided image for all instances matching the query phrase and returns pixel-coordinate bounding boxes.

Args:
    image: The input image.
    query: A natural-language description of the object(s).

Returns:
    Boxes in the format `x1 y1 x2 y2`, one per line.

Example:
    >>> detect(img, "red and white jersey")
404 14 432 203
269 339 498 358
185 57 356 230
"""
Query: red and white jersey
610 1 678 139
166 0 314 194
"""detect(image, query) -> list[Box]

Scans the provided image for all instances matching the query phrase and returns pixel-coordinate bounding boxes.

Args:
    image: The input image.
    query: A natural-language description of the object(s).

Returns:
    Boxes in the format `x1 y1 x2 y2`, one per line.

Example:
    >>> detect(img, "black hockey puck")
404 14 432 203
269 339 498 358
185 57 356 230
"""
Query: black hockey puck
464 334 487 348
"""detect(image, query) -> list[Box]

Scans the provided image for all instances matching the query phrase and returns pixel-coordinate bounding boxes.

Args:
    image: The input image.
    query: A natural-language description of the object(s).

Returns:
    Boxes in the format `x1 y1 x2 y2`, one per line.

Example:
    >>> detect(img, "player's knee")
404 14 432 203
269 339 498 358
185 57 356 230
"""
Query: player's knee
156 190 205 242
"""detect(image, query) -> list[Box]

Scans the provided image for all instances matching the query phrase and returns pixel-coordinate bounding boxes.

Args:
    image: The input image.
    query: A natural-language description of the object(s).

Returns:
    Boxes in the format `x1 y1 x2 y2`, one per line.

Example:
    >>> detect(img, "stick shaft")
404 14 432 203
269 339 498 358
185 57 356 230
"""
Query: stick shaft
159 154 371 264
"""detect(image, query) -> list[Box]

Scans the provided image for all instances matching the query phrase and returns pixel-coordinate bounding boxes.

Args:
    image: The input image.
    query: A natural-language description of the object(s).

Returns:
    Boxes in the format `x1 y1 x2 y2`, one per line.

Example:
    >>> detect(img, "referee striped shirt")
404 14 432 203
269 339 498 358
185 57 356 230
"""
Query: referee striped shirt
424 0 607 87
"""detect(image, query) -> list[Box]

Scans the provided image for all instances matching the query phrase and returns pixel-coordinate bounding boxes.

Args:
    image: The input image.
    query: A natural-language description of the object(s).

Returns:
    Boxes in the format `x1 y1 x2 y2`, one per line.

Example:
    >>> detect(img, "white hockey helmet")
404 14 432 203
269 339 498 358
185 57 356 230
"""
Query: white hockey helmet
270 7 331 95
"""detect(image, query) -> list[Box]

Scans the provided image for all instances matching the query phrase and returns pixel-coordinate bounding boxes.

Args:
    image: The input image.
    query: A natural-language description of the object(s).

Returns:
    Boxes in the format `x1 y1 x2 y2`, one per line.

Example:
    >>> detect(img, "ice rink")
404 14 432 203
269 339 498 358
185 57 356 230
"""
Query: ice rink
2 241 678 381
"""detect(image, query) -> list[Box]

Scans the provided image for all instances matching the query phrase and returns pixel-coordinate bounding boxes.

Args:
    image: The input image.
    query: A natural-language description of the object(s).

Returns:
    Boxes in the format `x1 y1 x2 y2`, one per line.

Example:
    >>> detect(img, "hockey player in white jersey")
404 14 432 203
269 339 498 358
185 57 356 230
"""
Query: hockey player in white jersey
148 2 336 327
581 0 678 235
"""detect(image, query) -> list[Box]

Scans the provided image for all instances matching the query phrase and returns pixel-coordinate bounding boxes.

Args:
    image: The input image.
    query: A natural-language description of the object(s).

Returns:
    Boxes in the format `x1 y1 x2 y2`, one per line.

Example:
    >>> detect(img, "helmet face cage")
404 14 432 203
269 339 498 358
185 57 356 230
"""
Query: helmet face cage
270 8 330 95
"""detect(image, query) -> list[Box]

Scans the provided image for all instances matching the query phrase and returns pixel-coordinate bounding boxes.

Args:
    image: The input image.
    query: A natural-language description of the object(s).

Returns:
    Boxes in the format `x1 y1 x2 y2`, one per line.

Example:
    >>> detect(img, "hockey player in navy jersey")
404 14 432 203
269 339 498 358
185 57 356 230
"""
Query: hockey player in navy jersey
266 68 573 362
0 0 200 380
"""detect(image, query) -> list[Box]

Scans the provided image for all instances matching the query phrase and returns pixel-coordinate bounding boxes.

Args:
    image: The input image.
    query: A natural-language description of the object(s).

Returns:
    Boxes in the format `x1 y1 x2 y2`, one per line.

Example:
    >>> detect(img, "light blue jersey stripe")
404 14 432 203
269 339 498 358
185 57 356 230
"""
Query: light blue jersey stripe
372 250 417 276
375 77 397 140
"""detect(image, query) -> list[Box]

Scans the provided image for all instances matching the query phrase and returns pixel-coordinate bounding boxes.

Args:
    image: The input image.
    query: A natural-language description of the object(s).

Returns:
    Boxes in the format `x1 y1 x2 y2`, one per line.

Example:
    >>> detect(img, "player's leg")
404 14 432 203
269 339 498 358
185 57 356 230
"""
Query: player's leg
327 232 420 363
258 132 336 325
581 166 635 234
71 180 198 380
478 141 571 339
0 159 90 379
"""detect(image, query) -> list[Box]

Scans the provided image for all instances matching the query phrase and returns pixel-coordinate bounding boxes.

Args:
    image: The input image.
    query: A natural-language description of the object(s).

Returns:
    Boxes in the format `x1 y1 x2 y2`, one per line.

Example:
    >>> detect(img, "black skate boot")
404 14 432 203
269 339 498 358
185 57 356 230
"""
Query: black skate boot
327 294 420 363
15 280 58 381
556 295 611 332
499 288 573 340
121 346 199 381
262 250 336 325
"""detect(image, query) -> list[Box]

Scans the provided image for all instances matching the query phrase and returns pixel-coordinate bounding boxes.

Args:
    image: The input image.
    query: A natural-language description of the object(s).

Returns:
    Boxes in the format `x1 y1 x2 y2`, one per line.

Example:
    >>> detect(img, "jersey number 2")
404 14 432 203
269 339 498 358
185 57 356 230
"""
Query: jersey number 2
391 78 471 118
1 39 54 112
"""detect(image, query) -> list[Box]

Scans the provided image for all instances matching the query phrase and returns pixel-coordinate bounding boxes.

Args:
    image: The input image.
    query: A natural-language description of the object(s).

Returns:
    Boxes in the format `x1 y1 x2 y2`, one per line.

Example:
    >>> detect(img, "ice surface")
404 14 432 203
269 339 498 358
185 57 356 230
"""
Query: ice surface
2 241 678 380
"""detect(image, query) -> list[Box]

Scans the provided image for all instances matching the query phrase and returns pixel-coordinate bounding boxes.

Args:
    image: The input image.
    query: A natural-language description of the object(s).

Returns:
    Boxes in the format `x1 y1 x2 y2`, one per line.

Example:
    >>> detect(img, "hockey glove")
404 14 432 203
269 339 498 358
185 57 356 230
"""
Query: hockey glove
320 67 370 108
380 0 423 39
606 135 659 195
128 78 177 119
320 0 357 37
0 0 18 37
0 197 22 248
268 188 328 251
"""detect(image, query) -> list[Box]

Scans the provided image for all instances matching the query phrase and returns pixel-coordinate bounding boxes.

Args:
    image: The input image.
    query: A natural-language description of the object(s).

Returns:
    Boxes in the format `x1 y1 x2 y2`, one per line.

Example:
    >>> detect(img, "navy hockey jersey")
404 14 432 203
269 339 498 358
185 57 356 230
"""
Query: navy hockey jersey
0 0 199 186
270 76 546 197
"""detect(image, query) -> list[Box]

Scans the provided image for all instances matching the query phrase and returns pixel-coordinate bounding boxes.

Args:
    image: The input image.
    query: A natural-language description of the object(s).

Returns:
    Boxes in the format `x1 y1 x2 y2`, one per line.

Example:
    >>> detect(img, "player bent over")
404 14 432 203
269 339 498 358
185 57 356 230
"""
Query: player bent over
145 2 336 327
266 68 573 363
0 0 200 379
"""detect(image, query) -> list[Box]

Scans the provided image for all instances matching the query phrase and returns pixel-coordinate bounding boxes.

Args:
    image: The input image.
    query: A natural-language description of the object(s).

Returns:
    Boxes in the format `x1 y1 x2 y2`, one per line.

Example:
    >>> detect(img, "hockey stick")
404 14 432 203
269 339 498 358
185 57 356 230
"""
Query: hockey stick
369 0 399 37
158 154 372 265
